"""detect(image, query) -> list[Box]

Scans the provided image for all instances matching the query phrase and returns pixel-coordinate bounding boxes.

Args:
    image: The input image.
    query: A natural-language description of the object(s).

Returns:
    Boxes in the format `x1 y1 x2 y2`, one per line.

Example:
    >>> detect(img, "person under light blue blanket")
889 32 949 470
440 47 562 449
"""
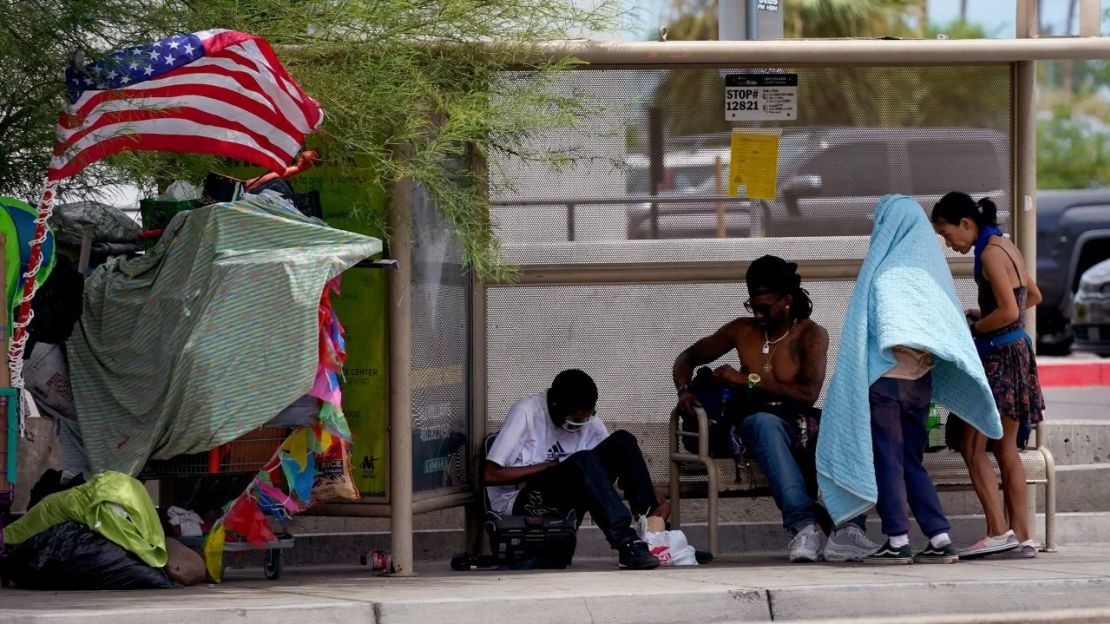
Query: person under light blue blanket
817 194 1003 564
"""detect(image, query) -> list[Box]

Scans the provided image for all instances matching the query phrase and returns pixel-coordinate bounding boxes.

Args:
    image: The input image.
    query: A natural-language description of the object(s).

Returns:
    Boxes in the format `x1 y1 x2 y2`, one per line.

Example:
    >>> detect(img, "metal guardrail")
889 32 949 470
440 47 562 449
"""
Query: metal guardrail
490 195 753 241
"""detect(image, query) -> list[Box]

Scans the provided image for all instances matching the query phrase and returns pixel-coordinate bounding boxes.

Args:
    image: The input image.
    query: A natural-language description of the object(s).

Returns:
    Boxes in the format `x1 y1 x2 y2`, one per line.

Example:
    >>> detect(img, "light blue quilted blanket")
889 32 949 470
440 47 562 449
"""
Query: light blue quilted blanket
816 195 1003 525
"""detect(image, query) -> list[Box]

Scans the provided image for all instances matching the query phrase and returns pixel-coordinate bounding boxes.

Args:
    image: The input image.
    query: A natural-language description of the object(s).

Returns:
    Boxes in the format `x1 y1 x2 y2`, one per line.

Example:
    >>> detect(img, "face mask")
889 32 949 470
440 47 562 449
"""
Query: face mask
561 417 591 432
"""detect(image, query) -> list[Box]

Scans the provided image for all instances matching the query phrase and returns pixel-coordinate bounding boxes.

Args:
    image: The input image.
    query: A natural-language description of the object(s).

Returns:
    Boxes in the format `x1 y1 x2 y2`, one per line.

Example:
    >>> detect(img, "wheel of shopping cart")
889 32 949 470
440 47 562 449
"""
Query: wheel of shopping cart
264 548 283 580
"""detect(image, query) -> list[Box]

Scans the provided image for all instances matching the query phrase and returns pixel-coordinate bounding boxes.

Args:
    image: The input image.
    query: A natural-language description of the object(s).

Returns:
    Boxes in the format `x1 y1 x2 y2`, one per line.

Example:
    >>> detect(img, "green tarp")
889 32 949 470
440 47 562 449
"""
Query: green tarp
68 195 381 475
3 471 166 567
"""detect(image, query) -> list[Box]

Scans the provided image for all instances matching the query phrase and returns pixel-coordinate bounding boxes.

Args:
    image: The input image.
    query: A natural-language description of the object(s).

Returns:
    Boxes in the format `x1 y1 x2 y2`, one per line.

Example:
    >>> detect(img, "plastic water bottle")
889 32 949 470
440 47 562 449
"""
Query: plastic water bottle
926 402 944 451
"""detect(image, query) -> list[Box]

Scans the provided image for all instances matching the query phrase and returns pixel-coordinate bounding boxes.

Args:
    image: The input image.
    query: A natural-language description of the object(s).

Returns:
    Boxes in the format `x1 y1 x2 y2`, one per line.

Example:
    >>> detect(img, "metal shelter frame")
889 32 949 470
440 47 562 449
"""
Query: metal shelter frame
321 0 1110 576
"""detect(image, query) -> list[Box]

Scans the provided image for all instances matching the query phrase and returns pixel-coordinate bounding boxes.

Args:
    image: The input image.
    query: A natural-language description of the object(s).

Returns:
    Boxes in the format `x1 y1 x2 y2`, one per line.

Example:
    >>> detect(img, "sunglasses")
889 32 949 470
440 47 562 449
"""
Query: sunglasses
743 296 784 315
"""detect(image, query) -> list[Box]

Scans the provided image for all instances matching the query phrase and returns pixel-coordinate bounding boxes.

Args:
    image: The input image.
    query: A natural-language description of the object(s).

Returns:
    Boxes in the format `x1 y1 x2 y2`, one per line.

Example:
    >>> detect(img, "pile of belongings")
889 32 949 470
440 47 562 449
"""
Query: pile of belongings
0 471 204 589
67 193 379 476
57 192 379 582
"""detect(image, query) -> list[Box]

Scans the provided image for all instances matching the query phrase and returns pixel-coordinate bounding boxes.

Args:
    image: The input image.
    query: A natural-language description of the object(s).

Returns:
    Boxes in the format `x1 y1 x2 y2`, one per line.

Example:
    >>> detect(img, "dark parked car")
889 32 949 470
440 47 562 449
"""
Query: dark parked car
1036 189 1110 354
626 127 1011 239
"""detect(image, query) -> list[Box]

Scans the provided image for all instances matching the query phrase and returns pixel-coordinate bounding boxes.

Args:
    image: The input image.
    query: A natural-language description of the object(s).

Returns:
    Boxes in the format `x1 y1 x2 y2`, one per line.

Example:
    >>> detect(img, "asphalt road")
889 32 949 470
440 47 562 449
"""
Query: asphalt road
1044 387 1110 421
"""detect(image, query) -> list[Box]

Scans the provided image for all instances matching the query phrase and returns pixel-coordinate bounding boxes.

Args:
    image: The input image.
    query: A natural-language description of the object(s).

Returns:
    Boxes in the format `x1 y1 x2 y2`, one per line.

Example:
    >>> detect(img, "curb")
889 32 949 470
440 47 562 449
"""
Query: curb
2 570 1108 624
257 511 1110 570
793 608 1110 624
1036 359 1110 387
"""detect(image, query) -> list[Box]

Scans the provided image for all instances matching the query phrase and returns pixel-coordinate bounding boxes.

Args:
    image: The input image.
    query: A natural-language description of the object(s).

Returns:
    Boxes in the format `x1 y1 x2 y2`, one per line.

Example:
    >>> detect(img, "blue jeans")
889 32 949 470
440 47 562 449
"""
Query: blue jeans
740 412 865 534
869 374 950 538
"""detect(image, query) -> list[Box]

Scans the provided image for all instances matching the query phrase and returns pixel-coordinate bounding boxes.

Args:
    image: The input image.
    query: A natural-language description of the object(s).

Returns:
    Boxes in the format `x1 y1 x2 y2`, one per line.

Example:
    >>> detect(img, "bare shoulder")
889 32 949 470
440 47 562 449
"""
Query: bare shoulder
797 318 828 338
981 241 1009 262
724 316 757 338
987 237 1026 264
797 319 829 347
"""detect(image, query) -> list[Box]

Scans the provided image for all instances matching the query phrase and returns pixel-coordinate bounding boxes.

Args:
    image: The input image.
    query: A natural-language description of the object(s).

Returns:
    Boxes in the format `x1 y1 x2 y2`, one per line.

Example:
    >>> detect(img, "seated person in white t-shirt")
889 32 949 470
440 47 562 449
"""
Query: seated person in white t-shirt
484 369 667 570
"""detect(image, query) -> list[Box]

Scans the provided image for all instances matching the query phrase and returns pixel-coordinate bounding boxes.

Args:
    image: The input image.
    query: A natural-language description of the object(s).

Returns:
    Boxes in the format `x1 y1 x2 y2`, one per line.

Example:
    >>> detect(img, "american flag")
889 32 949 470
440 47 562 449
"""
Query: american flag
52 29 323 180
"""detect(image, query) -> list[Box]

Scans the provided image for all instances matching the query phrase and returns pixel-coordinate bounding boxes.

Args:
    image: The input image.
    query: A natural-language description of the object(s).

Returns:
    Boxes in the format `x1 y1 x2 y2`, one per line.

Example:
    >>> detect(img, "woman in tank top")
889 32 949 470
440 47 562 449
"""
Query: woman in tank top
931 191 1045 560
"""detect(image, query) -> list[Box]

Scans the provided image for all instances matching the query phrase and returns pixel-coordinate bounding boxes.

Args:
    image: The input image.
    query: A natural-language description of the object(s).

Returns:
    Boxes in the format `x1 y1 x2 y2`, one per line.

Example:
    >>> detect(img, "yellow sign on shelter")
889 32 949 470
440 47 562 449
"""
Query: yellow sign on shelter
728 129 781 200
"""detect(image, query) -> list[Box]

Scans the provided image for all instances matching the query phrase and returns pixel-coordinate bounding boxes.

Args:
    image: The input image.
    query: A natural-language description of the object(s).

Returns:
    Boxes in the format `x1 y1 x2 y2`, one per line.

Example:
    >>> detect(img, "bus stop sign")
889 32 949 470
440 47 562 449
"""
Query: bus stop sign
724 73 798 121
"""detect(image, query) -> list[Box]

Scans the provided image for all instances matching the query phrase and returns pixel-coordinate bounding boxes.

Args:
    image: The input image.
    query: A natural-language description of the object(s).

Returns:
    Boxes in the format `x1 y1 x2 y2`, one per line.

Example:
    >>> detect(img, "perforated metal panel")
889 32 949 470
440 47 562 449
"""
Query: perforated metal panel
486 278 981 482
410 184 471 493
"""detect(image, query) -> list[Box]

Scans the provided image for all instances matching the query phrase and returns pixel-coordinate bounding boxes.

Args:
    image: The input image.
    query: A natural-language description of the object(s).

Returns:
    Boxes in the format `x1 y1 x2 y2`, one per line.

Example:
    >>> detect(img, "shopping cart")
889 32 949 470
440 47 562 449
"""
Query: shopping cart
142 426 296 580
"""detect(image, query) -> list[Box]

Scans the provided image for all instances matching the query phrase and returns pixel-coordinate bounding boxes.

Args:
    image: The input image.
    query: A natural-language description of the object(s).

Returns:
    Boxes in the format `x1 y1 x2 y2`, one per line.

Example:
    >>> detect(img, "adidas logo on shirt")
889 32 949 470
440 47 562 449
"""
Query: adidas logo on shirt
546 441 568 462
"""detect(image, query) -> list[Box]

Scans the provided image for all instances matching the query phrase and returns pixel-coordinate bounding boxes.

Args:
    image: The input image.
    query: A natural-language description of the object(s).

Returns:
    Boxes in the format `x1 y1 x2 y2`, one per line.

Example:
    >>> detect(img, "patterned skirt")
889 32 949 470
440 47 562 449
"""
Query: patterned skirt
981 336 1045 427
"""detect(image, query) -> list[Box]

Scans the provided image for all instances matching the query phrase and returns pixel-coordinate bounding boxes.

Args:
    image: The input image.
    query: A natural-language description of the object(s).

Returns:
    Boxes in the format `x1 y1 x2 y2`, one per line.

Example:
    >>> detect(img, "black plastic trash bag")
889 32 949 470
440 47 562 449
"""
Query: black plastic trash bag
0 522 176 590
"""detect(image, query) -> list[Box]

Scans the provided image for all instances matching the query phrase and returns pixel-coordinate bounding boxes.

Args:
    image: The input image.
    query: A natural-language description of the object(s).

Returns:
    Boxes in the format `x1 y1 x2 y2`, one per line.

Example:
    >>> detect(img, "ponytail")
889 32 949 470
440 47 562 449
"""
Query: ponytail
931 191 1000 229
976 197 998 227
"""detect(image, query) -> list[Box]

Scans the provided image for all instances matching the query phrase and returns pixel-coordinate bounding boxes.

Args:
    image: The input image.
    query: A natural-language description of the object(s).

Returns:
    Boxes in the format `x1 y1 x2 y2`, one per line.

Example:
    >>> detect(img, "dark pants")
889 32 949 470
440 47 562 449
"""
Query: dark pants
870 374 950 538
512 430 654 548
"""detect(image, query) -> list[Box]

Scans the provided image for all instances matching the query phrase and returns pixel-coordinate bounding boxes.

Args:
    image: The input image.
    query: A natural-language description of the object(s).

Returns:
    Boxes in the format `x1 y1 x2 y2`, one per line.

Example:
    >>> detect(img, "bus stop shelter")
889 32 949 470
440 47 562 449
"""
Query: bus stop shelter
321 1 1110 575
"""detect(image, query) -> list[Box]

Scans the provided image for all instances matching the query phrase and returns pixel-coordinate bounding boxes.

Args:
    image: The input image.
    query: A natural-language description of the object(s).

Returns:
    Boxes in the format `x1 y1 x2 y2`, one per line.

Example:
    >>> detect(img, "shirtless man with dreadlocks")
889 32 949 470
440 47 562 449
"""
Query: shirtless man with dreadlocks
672 255 877 563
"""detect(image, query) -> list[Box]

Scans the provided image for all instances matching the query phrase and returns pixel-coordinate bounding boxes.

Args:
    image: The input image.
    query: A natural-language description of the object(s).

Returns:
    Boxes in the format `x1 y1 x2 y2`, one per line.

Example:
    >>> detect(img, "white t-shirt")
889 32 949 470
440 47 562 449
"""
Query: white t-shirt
485 392 609 515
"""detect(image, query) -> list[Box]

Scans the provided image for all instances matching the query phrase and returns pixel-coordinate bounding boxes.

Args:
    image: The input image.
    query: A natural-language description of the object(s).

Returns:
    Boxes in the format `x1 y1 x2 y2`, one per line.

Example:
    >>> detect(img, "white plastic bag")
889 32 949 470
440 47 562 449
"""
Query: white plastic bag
167 506 204 537
638 517 698 566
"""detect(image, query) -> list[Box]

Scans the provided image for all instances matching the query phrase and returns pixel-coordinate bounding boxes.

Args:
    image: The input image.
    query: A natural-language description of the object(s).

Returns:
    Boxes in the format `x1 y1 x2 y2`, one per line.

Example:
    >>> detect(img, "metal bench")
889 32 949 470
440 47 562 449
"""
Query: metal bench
668 407 1056 556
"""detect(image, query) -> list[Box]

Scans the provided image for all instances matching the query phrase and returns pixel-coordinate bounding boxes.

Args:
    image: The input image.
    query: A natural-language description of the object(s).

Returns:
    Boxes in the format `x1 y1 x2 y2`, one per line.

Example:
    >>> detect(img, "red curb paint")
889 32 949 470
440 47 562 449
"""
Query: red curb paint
1037 360 1110 388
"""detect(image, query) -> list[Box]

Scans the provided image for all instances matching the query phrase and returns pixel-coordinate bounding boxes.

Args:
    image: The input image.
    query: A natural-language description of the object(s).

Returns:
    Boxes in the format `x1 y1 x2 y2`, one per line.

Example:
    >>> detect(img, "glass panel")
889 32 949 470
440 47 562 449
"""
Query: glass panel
490 66 1012 249
410 184 471 493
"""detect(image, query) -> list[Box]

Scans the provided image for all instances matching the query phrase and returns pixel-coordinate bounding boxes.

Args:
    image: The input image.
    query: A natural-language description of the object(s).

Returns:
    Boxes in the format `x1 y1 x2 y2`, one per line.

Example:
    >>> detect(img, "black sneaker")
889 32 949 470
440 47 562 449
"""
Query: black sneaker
914 542 959 564
863 540 913 565
618 539 661 570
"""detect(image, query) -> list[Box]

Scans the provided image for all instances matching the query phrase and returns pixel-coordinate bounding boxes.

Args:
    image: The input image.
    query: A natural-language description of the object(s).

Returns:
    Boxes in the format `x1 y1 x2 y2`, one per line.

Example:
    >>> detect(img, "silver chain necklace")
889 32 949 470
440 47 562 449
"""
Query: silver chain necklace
761 319 797 373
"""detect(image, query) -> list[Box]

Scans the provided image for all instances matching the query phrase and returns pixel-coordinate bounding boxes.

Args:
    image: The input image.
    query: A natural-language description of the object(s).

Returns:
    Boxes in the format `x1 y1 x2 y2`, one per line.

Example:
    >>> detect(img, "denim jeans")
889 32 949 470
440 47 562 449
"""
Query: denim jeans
740 412 866 534
870 374 950 538
513 430 655 548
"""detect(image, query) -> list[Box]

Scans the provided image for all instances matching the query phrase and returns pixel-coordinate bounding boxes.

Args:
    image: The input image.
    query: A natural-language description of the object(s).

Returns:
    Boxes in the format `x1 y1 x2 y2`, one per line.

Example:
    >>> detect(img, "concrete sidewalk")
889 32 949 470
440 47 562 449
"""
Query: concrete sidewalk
2 546 1108 624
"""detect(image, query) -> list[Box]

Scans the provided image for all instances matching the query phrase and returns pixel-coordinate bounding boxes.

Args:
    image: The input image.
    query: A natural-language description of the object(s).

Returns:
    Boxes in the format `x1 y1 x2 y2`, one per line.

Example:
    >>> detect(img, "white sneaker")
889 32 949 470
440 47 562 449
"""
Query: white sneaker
788 524 826 563
823 525 880 562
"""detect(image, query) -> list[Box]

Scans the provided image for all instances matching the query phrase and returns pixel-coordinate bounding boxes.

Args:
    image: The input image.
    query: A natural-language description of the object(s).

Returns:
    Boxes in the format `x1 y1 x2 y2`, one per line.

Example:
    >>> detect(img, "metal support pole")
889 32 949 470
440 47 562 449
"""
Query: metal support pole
1015 61 1037 346
719 0 743 41
78 225 94 275
1016 0 1038 40
388 178 415 576
745 0 758 41
1015 0 1041 548
1043 447 1058 551
648 107 663 239
715 156 726 238
566 203 576 242
465 270 488 555
1080 0 1101 37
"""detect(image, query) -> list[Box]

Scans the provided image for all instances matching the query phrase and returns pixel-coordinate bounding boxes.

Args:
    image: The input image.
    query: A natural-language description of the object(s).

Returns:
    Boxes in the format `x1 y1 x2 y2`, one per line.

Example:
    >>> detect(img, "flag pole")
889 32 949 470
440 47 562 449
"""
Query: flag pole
7 177 60 395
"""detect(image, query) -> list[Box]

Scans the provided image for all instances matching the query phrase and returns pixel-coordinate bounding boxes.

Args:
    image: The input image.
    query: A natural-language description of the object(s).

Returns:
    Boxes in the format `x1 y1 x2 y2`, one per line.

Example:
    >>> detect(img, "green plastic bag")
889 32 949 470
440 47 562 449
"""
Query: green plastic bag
3 471 167 568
